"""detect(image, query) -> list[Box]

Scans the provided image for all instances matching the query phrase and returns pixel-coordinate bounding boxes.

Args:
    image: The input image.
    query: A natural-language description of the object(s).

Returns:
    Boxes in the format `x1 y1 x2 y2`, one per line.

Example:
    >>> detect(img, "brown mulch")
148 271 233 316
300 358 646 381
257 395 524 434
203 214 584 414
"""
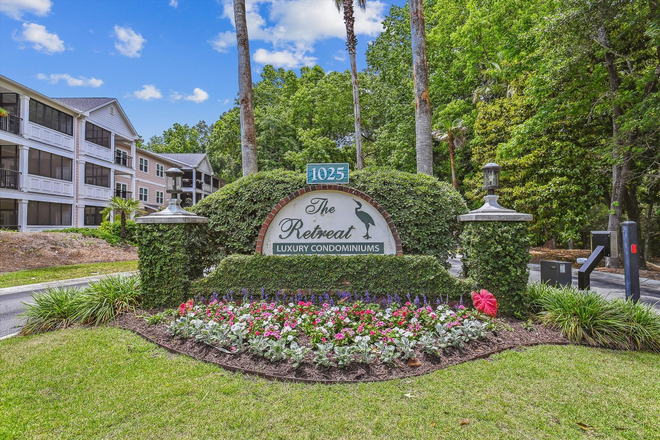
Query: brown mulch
0 232 137 273
530 247 660 281
112 312 569 384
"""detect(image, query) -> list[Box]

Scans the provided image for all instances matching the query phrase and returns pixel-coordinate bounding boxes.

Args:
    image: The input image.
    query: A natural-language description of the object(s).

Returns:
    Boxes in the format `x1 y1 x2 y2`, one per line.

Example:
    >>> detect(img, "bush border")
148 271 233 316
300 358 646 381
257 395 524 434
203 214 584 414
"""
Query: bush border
255 184 403 255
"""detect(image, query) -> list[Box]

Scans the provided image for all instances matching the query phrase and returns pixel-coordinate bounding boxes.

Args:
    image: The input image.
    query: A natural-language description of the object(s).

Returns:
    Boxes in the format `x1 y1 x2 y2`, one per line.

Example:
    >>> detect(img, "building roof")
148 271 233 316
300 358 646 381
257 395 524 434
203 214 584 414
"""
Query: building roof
52 97 116 112
157 153 207 167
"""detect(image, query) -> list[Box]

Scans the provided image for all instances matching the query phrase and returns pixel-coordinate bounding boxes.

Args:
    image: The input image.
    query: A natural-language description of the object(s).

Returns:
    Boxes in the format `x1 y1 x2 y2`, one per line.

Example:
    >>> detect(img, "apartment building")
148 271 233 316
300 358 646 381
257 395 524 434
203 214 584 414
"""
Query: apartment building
0 75 219 231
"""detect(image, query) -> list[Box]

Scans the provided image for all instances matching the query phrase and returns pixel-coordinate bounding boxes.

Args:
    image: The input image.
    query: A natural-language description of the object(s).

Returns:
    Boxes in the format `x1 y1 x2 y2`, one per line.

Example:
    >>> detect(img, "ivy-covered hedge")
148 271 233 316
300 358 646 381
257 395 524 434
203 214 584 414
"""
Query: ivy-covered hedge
192 169 468 264
192 254 475 301
136 224 212 308
460 221 532 317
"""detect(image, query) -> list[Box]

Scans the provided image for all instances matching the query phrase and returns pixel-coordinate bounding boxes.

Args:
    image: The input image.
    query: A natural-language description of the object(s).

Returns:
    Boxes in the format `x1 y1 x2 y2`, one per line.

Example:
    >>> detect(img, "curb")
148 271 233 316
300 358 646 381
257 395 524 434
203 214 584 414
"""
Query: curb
0 271 137 297
0 332 19 341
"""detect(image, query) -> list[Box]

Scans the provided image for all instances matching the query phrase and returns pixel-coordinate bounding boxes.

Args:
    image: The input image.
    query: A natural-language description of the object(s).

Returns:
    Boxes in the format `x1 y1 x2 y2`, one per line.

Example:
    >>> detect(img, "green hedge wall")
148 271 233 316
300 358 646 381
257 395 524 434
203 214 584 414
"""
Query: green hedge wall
192 254 475 302
136 223 212 308
460 221 532 317
192 169 468 265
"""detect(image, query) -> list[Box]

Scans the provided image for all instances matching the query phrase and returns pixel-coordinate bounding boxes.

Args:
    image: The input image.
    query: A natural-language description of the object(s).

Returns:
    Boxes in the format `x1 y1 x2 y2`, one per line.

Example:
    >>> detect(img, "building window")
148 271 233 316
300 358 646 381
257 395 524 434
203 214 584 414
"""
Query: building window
204 174 211 185
139 187 148 202
27 201 72 226
212 177 220 189
85 122 111 148
156 191 164 204
29 99 73 136
156 163 164 177
0 94 19 117
84 206 105 226
0 198 18 229
139 157 149 173
28 149 73 181
84 162 111 187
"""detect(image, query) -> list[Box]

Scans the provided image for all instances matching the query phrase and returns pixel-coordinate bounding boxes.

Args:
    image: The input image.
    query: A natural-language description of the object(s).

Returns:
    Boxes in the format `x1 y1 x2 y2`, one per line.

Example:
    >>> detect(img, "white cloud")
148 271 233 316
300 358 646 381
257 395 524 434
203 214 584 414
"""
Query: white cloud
0 0 51 20
127 85 162 101
13 22 64 54
169 0 178 7
253 48 316 69
209 30 236 53
213 1 386 68
333 51 346 62
113 25 146 58
171 88 209 103
37 73 103 87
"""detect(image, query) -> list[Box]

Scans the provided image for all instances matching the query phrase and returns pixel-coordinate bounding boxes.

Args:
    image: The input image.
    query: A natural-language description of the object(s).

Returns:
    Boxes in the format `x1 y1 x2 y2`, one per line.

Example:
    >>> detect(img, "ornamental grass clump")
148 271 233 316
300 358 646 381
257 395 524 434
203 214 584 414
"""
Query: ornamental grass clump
20 286 83 335
529 283 660 352
167 298 488 369
74 275 141 325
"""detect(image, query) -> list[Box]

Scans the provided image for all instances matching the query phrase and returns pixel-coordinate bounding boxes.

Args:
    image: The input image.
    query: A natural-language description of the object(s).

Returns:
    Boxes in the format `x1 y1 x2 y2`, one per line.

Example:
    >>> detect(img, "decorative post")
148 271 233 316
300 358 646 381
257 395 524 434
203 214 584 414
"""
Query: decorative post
136 168 210 308
458 163 533 317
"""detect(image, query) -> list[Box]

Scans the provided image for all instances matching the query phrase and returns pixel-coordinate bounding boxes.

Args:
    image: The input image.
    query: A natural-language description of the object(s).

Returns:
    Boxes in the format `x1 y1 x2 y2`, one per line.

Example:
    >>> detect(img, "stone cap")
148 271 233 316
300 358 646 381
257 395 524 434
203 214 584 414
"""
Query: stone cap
458 195 533 222
136 215 208 224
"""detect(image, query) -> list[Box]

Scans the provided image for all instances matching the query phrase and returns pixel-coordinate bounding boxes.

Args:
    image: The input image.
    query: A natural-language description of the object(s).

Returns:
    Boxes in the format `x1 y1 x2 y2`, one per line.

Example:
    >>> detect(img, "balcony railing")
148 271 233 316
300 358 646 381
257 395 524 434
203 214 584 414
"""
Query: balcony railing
114 189 132 199
0 114 21 135
0 169 20 190
114 154 133 168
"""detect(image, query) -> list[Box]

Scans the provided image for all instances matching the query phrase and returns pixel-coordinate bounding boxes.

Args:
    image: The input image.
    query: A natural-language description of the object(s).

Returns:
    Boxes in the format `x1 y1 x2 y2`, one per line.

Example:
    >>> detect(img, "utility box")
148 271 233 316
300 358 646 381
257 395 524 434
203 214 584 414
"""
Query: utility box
540 260 573 287
591 231 618 258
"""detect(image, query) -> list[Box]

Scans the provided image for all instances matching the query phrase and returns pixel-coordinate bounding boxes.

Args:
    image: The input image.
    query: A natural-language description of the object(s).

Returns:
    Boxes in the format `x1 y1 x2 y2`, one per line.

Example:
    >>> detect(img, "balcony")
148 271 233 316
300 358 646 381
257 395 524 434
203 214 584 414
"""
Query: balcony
0 114 21 135
0 169 19 190
114 154 133 168
114 189 133 200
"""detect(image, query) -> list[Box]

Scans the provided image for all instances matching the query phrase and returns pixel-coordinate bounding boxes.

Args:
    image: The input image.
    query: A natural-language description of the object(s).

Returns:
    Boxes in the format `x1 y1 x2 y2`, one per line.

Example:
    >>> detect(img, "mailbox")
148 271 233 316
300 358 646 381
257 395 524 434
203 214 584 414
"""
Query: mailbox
540 260 573 287
591 231 618 258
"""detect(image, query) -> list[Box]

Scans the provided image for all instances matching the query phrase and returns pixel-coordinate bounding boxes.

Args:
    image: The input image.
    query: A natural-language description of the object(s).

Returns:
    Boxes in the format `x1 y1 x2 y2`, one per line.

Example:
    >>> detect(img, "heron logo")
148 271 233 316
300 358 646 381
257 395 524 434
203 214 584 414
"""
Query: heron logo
260 189 399 256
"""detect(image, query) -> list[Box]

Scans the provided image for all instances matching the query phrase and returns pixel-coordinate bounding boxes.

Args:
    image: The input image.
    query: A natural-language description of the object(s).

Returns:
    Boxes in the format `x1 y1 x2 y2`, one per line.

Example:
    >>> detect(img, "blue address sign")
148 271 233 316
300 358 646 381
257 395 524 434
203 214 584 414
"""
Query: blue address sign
306 163 350 184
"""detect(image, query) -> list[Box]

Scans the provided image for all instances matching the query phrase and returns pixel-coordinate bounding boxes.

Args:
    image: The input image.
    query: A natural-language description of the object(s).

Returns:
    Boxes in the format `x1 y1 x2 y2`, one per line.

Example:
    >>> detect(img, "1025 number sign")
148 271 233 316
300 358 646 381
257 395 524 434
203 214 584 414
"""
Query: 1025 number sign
306 163 349 184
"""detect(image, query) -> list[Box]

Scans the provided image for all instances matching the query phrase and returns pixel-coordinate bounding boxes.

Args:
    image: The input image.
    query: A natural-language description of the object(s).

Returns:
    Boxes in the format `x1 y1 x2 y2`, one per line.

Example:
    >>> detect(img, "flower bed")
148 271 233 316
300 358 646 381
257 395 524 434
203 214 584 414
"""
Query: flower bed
166 295 490 369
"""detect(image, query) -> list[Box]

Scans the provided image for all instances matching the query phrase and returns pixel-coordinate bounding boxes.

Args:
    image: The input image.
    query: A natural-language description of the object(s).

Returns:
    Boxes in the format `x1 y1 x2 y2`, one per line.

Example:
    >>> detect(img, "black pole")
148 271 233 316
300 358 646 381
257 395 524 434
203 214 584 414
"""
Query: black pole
622 221 641 302
578 245 605 290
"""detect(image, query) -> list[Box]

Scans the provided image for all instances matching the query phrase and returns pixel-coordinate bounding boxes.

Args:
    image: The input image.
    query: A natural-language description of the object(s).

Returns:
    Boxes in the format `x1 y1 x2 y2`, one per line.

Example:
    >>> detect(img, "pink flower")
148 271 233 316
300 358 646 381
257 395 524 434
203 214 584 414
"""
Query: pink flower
335 333 345 340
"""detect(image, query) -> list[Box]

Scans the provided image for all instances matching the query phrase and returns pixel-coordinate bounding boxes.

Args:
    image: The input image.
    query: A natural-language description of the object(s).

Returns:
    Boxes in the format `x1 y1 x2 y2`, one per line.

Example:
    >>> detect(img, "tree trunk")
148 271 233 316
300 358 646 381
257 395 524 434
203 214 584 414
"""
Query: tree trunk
447 132 457 189
120 212 127 244
599 25 627 268
643 200 653 268
410 0 433 176
342 0 364 169
234 0 258 176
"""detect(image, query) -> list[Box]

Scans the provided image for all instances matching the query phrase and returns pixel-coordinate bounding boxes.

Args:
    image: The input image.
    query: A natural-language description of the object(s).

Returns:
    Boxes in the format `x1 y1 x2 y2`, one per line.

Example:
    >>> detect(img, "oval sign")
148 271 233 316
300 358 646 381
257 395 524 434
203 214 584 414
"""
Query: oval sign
257 186 402 256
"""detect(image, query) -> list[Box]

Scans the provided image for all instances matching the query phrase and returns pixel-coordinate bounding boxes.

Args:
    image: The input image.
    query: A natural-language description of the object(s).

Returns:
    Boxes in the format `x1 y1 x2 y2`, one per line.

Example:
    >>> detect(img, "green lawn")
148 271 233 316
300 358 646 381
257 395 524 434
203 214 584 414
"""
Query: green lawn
0 261 138 288
1 328 658 439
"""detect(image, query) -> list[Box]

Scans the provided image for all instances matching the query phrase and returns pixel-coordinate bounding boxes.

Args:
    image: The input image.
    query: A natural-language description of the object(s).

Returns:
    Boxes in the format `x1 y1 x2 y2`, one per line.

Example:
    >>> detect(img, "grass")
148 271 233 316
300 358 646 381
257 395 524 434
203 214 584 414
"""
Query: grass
528 283 660 352
1 328 659 438
0 260 138 288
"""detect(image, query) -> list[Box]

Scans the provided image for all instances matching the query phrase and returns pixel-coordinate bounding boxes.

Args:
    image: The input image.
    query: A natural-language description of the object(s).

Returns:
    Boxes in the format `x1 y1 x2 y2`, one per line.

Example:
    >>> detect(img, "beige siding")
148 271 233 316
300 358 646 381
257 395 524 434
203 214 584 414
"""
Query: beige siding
89 104 134 138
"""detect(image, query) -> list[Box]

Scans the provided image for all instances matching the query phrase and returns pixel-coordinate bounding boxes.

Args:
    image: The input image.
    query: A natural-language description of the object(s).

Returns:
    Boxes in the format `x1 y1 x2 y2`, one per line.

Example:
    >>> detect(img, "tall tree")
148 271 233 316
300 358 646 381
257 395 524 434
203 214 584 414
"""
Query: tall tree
234 0 258 175
335 0 366 169
410 0 433 175
101 197 144 244
433 119 467 190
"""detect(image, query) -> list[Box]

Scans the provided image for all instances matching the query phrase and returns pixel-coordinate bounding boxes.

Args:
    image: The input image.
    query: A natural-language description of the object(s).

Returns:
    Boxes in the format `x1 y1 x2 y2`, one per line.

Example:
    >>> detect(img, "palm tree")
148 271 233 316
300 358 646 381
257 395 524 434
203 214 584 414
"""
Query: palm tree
334 0 366 169
410 0 433 176
234 0 258 175
101 197 144 244
433 119 468 190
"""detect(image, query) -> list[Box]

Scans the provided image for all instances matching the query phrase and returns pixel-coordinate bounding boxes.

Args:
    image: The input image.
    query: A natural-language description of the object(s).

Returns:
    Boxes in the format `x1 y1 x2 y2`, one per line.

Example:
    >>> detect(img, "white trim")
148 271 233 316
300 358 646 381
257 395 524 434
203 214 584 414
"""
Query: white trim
134 177 167 187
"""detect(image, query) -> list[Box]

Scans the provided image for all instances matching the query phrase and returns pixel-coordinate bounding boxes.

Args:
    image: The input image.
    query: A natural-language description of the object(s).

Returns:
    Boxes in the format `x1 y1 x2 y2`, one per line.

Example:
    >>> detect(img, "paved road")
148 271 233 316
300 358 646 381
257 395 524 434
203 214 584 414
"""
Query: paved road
1 265 659 339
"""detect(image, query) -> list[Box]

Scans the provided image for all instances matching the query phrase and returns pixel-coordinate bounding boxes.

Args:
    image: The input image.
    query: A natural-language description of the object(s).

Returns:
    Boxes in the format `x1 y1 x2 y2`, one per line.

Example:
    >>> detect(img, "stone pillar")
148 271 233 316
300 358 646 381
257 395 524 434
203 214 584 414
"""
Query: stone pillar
18 145 29 192
458 195 533 317
18 199 28 231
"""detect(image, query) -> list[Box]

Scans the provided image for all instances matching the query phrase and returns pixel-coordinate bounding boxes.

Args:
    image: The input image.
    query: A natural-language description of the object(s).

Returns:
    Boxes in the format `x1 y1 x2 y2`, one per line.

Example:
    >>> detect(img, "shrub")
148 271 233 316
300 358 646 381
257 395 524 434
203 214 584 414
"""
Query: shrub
460 221 531 317
192 169 468 264
99 220 138 245
74 275 141 325
529 283 660 352
20 286 83 335
193 254 472 302
45 227 121 246
136 223 213 308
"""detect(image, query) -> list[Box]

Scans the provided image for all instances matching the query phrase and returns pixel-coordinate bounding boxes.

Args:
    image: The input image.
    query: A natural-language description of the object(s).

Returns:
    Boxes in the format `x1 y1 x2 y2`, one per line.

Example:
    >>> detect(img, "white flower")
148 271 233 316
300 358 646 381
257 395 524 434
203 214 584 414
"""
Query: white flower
287 335 294 342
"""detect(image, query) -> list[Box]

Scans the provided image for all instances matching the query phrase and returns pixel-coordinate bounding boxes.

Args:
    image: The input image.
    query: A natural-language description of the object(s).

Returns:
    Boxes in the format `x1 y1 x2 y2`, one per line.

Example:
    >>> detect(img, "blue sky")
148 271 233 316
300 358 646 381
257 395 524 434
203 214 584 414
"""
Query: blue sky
0 0 406 141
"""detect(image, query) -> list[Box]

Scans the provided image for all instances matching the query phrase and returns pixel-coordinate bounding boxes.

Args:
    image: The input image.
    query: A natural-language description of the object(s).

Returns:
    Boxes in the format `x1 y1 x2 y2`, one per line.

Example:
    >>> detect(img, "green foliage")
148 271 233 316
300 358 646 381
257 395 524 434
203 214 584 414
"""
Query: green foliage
20 286 83 335
529 283 660 352
45 226 122 246
99 220 138 245
136 223 212 308
193 168 467 264
194 254 470 300
461 221 531 317
73 275 141 325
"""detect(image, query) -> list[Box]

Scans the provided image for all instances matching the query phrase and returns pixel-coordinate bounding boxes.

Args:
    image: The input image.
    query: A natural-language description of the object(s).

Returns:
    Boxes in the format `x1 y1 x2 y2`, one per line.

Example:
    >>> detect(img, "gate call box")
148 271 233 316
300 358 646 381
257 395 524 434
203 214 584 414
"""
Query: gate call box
590 231 618 259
